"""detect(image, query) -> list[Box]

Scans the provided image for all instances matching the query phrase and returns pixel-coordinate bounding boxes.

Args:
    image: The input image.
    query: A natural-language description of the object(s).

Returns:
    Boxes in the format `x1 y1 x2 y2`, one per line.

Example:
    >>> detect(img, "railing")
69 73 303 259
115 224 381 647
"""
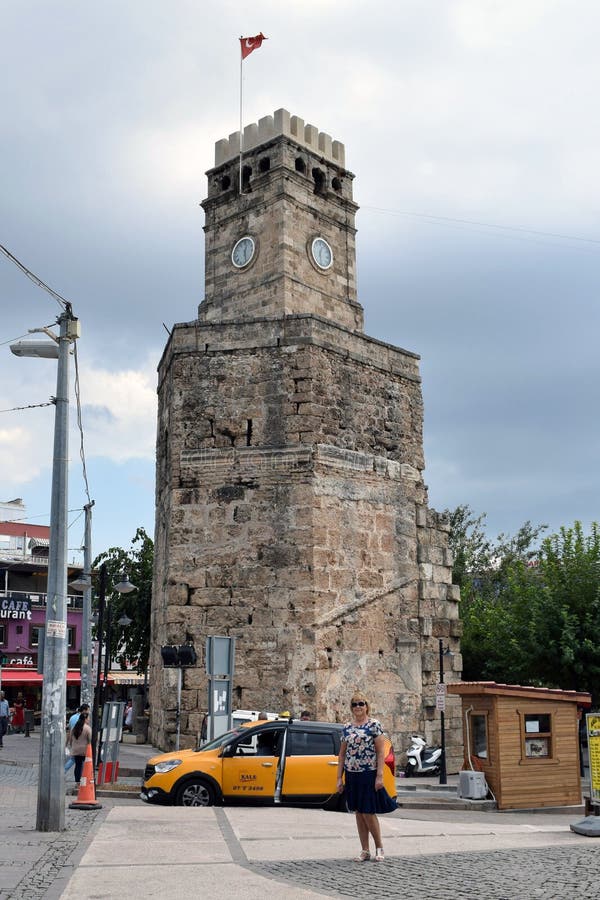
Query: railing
0 589 83 610
0 554 51 566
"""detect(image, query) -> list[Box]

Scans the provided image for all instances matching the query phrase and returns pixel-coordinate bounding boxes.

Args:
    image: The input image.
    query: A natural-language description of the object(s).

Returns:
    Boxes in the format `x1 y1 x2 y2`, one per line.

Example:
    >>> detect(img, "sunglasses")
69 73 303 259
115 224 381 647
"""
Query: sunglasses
351 701 366 707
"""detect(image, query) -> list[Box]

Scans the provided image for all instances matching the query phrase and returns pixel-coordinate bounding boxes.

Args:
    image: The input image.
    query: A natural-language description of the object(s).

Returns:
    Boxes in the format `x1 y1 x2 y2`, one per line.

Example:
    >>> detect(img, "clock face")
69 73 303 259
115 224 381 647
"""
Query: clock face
231 236 255 268
311 237 333 270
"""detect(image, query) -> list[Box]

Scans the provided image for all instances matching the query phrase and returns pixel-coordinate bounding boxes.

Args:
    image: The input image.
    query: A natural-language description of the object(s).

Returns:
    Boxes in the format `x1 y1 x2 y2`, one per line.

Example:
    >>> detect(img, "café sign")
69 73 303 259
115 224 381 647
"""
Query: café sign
0 597 32 620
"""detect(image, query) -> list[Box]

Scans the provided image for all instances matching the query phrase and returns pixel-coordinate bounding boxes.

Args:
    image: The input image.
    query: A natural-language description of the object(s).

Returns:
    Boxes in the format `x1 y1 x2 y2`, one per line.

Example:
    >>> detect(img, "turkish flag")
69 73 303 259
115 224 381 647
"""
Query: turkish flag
240 32 267 60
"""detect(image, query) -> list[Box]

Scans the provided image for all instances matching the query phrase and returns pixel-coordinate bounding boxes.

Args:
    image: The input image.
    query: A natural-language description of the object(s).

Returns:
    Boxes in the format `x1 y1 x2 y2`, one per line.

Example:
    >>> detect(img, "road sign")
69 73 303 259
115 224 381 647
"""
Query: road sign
435 682 447 712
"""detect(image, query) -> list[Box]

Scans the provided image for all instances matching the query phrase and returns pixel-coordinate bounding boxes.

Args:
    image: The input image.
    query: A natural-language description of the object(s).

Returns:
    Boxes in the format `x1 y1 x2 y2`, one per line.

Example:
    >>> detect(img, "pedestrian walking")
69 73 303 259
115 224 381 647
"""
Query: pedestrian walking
124 701 134 732
0 691 9 747
67 712 92 786
65 705 90 776
12 693 25 733
336 691 397 862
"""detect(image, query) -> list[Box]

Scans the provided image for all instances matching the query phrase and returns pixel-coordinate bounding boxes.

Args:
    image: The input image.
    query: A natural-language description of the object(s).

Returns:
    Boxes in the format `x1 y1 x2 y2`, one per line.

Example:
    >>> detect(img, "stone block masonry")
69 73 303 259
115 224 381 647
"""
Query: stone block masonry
151 314 462 768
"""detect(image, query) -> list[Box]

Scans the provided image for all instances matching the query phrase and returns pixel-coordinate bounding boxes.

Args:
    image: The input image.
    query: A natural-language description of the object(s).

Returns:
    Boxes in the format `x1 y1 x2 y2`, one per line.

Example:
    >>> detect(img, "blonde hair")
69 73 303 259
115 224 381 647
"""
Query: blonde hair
350 692 370 715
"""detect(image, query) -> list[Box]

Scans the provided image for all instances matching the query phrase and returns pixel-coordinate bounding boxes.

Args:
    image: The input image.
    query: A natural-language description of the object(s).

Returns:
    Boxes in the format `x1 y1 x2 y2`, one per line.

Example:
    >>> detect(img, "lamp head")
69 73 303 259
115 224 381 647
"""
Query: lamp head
69 573 91 592
114 573 136 594
10 340 60 359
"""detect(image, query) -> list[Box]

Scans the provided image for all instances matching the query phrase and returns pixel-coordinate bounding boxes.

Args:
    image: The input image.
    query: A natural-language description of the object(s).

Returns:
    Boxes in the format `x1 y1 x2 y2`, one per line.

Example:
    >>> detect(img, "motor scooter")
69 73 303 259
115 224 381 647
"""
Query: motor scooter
404 734 442 776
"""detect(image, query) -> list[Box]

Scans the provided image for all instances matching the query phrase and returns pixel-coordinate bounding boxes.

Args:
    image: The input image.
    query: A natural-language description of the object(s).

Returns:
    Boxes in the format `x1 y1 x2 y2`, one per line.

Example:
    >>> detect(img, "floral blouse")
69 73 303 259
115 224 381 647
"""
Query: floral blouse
342 719 384 772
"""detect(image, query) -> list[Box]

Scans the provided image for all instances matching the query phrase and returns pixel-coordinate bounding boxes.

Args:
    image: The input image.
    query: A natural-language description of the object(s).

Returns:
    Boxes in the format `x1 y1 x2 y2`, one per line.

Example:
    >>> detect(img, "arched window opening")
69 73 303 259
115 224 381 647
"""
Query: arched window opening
312 167 326 196
242 165 252 192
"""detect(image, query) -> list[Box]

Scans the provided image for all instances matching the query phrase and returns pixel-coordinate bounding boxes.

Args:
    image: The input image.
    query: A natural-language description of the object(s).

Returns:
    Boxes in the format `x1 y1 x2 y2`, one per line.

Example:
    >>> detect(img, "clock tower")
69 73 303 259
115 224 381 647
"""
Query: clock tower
151 110 462 763
199 108 363 331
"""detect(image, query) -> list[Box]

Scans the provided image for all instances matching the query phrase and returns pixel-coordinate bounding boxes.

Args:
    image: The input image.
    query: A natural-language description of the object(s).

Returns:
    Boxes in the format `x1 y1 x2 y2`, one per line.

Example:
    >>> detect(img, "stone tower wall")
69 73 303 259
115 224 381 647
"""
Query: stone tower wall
151 315 462 768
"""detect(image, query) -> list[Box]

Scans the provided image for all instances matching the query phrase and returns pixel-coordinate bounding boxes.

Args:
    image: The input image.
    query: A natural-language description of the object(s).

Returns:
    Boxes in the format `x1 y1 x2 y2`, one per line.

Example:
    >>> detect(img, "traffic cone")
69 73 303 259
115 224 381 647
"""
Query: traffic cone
69 743 102 810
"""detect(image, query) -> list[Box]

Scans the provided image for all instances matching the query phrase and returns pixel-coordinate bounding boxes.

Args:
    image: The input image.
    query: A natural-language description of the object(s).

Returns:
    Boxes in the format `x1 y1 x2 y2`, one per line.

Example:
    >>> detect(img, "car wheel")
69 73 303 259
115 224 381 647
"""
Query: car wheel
176 779 215 807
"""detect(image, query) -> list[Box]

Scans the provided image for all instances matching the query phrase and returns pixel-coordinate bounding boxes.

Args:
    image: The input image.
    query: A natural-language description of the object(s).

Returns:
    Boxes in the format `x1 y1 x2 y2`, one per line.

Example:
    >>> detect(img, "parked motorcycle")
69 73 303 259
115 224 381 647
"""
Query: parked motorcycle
404 734 442 777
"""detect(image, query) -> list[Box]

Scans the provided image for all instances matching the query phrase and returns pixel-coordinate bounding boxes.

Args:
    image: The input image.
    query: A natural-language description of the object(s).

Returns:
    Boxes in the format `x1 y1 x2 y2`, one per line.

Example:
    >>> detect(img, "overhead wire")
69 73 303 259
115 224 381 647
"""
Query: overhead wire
0 332 34 347
0 400 54 413
68 508 85 531
0 507 85 525
361 206 600 249
73 342 92 506
1 242 92 513
0 243 72 310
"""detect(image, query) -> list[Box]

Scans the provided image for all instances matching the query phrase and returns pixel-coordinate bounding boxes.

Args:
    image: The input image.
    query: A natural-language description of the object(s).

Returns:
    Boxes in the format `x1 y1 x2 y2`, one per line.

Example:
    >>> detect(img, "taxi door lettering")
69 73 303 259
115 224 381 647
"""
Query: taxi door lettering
222 756 277 798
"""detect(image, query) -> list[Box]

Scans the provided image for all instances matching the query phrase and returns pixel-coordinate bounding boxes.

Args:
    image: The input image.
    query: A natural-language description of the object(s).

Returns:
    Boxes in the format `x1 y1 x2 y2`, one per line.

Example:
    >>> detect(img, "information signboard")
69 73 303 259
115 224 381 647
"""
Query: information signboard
587 713 600 804
206 636 235 741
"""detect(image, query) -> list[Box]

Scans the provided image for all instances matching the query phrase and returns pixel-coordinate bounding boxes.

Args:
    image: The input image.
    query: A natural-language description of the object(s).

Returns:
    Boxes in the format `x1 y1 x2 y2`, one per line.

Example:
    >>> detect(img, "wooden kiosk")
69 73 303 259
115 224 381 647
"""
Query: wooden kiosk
447 681 591 810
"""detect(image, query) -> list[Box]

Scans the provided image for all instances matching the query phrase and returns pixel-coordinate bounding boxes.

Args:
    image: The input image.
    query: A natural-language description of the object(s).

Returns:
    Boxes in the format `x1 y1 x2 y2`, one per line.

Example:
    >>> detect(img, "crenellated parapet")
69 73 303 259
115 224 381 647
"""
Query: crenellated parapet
215 107 346 168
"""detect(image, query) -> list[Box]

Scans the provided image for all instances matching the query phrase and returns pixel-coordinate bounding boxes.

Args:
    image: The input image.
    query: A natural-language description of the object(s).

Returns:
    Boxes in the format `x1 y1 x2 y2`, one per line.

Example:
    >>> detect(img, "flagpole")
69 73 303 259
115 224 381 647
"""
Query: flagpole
238 33 266 195
239 39 243 194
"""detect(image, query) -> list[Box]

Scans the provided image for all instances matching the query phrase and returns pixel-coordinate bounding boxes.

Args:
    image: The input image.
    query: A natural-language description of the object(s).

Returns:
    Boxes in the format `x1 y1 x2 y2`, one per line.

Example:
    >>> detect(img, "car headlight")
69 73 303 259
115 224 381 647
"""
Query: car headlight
154 759 183 773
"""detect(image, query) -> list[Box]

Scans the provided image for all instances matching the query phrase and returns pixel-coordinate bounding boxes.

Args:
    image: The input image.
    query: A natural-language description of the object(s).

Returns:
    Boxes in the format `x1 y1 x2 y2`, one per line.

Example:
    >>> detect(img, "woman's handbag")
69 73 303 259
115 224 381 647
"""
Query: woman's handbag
322 788 348 813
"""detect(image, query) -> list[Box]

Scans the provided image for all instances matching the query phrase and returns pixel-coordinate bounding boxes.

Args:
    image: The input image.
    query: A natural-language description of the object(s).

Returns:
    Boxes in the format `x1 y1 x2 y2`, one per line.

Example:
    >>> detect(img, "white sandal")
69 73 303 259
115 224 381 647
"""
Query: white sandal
375 848 385 862
354 850 371 862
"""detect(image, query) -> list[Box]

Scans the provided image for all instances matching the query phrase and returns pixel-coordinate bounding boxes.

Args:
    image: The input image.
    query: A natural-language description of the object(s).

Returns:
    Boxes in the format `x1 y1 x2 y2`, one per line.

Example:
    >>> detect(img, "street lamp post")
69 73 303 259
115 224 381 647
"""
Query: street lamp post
80 501 95 706
11 311 80 832
438 638 453 786
71 567 136 766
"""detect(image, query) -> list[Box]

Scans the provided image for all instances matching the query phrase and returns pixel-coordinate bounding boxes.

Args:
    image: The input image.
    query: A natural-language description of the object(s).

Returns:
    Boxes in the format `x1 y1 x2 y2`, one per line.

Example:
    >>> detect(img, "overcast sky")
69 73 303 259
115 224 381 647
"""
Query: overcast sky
1 0 598 561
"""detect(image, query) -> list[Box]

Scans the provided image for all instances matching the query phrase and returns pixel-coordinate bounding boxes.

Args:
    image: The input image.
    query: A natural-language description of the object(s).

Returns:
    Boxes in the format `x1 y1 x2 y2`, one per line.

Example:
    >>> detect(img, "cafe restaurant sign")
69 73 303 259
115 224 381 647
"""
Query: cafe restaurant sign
0 597 32 620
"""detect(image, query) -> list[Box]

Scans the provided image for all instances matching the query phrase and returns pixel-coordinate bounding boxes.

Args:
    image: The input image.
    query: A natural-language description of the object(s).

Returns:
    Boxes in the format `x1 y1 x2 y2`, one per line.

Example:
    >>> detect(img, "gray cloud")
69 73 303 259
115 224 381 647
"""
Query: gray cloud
1 0 599 553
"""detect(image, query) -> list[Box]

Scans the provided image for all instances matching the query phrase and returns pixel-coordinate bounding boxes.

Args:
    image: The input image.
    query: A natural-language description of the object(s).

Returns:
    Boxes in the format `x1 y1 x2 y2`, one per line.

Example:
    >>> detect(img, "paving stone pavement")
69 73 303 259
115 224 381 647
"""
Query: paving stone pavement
0 752 107 900
257 845 599 899
2 733 597 900
0 765 39 787
0 802 104 900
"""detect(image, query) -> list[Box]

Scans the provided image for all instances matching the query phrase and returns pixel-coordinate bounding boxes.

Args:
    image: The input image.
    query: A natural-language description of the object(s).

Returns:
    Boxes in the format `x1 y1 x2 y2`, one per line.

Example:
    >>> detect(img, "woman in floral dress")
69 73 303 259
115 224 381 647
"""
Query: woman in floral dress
336 691 397 862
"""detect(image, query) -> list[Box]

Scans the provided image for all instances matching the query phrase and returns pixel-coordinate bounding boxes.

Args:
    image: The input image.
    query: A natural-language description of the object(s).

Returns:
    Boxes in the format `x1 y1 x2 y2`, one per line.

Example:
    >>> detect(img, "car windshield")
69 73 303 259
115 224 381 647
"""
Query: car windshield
197 728 244 752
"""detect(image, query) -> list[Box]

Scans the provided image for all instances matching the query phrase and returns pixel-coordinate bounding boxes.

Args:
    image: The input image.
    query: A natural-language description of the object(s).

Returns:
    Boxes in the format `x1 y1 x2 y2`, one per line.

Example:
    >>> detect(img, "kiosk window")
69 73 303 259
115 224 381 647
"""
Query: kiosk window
471 714 488 759
521 712 552 759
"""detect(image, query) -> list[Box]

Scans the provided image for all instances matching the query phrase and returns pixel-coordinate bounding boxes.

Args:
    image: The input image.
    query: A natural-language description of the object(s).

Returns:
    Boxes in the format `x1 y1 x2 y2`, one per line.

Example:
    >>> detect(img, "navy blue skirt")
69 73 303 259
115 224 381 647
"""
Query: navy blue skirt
344 769 397 815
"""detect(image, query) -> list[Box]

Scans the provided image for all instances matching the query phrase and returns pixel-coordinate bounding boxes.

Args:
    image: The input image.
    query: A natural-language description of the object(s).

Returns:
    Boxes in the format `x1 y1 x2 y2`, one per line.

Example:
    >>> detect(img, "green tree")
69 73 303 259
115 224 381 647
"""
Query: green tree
451 510 600 702
446 505 546 682
446 504 491 591
93 527 153 673
532 522 600 698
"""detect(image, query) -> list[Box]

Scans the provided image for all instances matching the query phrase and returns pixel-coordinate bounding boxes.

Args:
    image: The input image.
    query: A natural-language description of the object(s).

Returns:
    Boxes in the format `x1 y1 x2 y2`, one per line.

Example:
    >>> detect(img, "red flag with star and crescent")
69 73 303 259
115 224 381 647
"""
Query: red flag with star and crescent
240 33 267 60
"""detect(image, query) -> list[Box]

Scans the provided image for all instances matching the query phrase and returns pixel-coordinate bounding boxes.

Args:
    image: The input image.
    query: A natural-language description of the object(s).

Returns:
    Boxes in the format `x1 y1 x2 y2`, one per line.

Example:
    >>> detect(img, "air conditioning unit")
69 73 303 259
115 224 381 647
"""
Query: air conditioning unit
458 770 488 800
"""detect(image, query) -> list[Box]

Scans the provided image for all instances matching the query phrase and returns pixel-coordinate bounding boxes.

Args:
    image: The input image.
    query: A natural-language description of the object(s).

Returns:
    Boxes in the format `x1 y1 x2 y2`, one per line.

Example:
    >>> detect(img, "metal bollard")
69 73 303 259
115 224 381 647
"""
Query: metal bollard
24 709 34 737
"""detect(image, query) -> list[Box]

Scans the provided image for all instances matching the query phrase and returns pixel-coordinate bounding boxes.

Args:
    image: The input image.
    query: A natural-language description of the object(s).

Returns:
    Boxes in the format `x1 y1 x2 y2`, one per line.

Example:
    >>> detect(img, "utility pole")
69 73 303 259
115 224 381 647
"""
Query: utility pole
91 564 106 768
33 310 79 831
438 638 448 786
80 501 95 706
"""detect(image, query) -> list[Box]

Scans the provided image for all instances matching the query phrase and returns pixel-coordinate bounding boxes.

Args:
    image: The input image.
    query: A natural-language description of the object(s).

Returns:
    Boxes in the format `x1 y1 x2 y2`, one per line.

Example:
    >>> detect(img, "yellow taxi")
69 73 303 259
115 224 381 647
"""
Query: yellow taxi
140 718 396 808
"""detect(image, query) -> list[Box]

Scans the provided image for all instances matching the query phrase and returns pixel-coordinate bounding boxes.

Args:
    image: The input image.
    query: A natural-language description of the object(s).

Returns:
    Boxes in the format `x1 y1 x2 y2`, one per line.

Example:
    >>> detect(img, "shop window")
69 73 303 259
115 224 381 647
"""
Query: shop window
521 711 553 759
32 625 75 647
470 714 488 759
0 624 5 644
